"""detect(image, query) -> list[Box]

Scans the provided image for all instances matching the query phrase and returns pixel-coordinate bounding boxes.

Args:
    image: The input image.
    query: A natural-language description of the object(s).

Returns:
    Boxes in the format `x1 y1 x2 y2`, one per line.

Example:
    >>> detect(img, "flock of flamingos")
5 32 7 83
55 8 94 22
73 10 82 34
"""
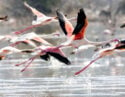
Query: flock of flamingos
0 2 125 75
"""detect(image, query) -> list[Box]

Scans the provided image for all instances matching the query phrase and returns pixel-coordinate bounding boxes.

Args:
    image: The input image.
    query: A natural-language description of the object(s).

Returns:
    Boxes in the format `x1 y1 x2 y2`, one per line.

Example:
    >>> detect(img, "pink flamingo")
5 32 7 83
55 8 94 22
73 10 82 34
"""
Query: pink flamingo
24 1 57 25
13 2 76 35
0 34 37 47
13 2 57 35
0 46 32 60
10 32 52 47
56 8 116 52
74 39 125 75
15 45 71 72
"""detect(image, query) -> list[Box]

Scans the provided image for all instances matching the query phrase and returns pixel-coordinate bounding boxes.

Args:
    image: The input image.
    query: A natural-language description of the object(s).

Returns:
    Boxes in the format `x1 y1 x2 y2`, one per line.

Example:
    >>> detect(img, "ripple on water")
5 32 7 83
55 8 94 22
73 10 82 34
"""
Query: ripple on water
0 56 125 97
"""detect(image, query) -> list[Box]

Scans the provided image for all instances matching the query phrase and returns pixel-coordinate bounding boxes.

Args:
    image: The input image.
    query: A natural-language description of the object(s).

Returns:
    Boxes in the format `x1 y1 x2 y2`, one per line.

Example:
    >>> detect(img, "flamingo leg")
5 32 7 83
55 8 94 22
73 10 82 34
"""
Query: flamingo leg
13 19 53 35
10 42 20 47
75 56 102 75
15 56 35 66
21 56 37 72
13 23 43 35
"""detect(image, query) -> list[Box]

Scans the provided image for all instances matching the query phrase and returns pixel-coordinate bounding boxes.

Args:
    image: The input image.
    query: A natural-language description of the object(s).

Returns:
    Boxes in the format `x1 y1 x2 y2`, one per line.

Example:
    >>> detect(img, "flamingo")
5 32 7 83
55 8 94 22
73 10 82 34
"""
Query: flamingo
74 39 125 75
56 9 74 37
0 46 32 60
9 32 52 47
24 1 57 25
0 34 37 47
13 2 76 35
56 8 117 53
12 2 57 35
10 38 37 47
15 45 71 72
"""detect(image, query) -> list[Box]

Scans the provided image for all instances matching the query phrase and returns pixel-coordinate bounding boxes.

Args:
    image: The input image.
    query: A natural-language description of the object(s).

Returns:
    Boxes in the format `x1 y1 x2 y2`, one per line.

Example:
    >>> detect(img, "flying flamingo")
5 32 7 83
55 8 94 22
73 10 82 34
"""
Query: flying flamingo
0 33 52 47
0 46 32 60
15 45 71 72
13 2 76 35
74 39 125 75
24 1 58 25
9 32 52 47
0 34 37 47
56 8 117 52
13 2 57 35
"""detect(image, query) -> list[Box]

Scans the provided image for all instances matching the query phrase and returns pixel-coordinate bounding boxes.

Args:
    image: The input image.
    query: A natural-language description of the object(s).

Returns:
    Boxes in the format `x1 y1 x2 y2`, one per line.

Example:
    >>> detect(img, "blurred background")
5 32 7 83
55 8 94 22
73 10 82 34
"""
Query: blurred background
0 0 125 35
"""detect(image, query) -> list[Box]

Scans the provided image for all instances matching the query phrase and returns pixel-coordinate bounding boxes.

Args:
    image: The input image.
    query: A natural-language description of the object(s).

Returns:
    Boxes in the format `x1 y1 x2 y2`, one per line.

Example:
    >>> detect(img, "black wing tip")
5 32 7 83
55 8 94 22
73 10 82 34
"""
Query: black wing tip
56 9 61 15
47 52 71 65
79 8 86 18
40 54 50 61
119 39 125 44
56 9 59 14
60 57 71 65
79 8 84 12
56 9 68 35
62 57 71 65
120 24 125 28
65 60 71 65
56 10 63 19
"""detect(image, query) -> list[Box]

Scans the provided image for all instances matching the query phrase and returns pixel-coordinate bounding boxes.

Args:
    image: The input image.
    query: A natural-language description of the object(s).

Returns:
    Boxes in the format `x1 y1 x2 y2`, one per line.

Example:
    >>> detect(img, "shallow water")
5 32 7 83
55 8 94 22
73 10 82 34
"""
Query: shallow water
0 56 125 97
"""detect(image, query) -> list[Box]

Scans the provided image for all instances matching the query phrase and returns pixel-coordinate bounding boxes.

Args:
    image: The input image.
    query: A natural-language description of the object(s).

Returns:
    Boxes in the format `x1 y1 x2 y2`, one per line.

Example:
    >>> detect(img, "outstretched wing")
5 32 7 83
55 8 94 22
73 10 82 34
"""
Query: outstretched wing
56 10 74 37
115 40 125 50
120 23 125 28
72 8 88 40
47 52 71 65
40 53 50 61
24 1 45 17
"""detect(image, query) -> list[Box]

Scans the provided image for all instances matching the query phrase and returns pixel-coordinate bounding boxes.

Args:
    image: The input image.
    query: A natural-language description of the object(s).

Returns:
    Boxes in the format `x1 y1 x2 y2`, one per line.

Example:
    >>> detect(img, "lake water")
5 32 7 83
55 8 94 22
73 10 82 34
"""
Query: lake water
0 55 125 97
0 22 125 97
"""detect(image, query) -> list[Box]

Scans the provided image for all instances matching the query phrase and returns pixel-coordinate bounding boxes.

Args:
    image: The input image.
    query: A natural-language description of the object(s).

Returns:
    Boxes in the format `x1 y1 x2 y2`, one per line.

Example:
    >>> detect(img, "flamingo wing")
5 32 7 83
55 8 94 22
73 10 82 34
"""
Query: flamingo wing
120 23 125 28
72 8 88 40
115 40 125 50
32 37 52 46
40 53 50 61
21 49 34 53
115 45 125 50
56 10 74 37
24 1 45 17
47 52 71 65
